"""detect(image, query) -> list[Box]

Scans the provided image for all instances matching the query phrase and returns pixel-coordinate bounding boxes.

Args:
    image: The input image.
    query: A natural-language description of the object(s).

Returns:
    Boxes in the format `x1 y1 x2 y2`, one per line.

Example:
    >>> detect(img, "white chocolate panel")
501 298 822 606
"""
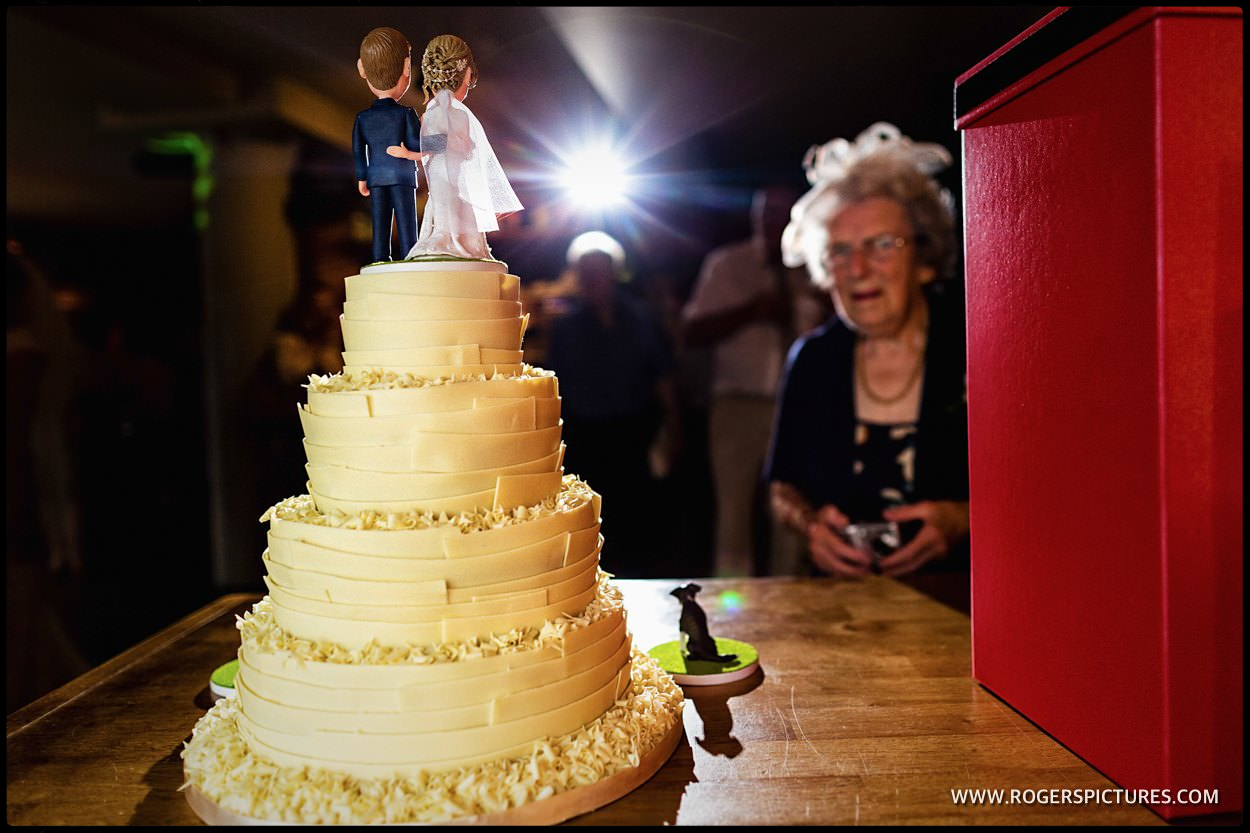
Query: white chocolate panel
490 471 565 512
340 316 527 352
298 397 561 444
306 375 557 418
489 643 628 725
239 667 628 762
261 556 448 605
269 585 597 648
237 617 628 714
309 485 481 517
263 540 601 609
343 296 522 322
304 446 563 502
264 529 601 599
238 608 625 689
234 663 630 777
302 427 562 474
341 362 525 378
339 345 523 368
443 543 598 602
346 270 516 301
236 637 628 734
265 491 600 559
264 534 561 586
309 470 563 516
264 555 597 623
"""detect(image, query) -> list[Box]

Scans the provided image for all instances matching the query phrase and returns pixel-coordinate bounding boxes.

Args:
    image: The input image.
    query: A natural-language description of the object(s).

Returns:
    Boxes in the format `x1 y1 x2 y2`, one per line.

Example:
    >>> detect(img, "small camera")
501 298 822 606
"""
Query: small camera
842 521 900 564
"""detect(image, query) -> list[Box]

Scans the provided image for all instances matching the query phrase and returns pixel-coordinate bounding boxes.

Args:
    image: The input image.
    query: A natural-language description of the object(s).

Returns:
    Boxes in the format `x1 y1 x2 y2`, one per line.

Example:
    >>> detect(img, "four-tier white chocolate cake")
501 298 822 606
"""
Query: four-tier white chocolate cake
181 259 684 824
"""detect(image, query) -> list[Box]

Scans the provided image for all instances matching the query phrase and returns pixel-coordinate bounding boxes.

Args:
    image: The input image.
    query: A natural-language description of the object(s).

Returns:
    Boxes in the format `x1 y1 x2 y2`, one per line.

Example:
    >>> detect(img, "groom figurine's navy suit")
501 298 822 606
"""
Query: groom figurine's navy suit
353 98 420 262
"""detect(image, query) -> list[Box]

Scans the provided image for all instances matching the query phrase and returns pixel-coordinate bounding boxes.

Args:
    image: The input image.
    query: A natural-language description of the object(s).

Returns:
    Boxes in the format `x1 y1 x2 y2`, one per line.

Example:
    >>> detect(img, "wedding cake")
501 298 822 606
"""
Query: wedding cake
181 259 684 824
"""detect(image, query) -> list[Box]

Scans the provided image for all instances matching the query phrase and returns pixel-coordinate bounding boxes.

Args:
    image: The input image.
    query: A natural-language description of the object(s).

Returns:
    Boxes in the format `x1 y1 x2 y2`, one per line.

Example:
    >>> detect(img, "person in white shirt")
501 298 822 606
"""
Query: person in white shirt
682 186 827 576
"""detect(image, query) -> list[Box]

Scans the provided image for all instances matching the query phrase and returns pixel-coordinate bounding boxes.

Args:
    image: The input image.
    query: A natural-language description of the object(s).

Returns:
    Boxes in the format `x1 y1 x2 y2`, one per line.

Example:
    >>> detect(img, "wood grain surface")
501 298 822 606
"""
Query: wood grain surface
6 578 1166 825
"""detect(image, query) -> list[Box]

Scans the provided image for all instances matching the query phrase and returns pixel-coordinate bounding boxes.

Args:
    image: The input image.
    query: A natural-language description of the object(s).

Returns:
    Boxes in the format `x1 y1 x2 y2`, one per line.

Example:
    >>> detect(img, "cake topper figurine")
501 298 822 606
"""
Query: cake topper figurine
670 583 738 663
353 27 422 264
386 34 523 262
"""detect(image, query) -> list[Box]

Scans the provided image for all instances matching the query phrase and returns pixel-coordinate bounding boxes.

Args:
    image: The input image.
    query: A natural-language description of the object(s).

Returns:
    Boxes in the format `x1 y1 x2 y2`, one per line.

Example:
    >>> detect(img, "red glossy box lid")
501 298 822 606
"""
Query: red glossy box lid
955 6 1243 128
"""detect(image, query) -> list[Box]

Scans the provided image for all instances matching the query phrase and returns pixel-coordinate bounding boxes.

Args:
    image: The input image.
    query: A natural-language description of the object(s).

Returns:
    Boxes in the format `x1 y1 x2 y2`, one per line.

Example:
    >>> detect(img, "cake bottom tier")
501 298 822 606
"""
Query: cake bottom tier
181 649 684 825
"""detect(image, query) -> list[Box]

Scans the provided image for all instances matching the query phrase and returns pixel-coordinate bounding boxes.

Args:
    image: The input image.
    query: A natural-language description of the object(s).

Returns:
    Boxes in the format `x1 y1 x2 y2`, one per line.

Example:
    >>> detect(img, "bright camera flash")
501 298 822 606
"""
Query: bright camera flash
560 146 629 207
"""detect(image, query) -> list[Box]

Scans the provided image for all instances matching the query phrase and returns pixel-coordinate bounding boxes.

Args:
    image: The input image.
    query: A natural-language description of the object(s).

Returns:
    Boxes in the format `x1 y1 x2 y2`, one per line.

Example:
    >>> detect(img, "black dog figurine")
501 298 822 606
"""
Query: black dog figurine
670 583 737 663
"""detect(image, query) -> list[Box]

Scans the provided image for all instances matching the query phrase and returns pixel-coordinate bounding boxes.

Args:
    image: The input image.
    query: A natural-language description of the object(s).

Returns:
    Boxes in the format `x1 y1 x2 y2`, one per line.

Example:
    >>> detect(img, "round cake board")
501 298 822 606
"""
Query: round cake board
647 638 760 686
183 717 683 826
208 659 239 701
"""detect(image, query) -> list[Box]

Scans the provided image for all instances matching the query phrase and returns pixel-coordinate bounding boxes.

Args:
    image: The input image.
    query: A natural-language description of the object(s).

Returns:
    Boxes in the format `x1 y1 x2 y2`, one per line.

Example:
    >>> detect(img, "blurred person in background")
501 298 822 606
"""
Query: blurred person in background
7 242 89 712
545 231 682 578
239 143 363 528
682 185 828 577
767 123 970 582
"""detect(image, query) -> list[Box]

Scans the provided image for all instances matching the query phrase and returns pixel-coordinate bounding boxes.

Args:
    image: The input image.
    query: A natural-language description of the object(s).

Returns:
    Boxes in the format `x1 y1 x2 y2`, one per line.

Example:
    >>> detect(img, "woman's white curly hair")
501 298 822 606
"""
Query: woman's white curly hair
781 122 956 289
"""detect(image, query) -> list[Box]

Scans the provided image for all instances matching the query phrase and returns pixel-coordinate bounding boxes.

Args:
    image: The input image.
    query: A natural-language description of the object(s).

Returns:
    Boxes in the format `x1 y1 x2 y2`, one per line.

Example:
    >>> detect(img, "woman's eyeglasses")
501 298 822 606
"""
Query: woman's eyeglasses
821 234 910 272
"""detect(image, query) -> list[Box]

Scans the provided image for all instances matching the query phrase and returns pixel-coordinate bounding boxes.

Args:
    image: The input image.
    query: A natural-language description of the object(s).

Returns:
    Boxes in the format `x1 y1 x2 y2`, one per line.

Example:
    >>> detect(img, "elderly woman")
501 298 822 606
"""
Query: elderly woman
766 123 970 578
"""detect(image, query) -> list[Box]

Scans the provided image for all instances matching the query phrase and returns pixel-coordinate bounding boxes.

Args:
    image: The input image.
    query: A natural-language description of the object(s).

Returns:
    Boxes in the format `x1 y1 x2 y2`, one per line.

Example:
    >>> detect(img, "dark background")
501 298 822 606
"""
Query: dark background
5 6 1052 712
9 6 1053 269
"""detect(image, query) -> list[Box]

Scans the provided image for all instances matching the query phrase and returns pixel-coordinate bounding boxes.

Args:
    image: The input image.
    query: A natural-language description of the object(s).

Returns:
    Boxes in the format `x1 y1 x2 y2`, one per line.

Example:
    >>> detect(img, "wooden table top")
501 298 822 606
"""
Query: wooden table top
6 577 1164 825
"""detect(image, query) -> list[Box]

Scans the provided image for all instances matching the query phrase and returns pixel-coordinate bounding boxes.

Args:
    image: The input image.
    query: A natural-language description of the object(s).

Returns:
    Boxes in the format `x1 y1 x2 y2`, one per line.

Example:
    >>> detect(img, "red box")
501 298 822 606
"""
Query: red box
957 7 1242 819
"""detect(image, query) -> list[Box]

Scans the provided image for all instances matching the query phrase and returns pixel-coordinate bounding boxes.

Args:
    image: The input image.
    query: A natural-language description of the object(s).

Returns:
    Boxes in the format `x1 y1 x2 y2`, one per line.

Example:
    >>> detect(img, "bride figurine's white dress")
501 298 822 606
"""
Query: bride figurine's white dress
407 89 523 260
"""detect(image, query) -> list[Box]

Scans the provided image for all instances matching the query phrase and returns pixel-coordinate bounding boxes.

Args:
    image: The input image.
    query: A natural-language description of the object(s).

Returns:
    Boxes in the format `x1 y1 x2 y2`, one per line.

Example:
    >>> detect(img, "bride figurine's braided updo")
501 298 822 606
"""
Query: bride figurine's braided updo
420 34 476 103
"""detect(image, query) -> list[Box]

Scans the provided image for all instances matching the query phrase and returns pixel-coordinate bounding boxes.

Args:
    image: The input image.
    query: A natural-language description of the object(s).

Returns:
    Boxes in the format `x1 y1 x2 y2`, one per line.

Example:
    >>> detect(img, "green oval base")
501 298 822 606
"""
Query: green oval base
209 659 239 701
647 638 759 686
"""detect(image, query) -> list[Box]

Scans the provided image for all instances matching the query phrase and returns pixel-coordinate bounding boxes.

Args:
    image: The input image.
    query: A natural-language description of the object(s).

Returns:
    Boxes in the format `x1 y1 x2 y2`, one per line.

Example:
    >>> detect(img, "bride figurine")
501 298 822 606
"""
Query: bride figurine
387 34 522 261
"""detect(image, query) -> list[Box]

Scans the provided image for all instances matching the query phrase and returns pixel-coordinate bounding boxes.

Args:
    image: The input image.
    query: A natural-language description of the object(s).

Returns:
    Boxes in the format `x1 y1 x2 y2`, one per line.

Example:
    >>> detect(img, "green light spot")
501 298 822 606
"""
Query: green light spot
146 131 215 232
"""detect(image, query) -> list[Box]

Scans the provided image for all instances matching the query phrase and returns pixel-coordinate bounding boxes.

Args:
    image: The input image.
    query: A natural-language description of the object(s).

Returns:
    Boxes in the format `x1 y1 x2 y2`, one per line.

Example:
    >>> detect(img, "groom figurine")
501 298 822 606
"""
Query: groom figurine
353 27 421 262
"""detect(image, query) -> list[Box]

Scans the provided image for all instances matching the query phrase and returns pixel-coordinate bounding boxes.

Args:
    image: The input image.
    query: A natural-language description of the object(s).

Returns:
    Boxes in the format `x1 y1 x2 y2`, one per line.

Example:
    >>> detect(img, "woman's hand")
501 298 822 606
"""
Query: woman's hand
807 505 873 577
878 500 970 577
770 482 871 578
